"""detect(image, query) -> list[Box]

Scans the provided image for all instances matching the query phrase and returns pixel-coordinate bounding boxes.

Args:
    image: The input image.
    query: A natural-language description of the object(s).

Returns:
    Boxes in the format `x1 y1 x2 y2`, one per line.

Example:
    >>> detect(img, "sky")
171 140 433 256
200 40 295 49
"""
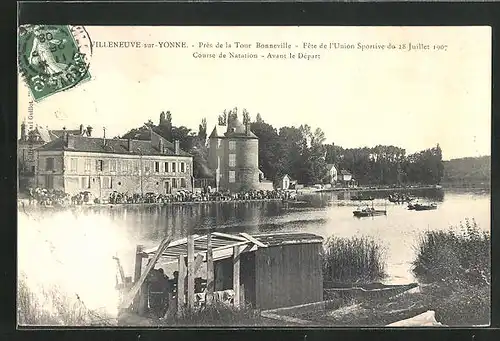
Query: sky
18 26 491 160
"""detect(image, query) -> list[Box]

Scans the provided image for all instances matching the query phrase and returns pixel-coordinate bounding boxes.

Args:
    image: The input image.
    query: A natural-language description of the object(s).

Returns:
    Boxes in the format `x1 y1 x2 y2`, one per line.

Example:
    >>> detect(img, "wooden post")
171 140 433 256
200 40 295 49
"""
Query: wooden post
206 232 214 306
233 245 241 308
120 236 172 311
177 254 186 316
187 234 195 311
132 245 144 312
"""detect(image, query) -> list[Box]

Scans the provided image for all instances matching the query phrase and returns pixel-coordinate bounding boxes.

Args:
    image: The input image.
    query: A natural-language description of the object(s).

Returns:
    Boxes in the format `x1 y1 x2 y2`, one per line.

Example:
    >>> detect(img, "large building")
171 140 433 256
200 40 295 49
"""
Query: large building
208 117 259 192
36 129 193 198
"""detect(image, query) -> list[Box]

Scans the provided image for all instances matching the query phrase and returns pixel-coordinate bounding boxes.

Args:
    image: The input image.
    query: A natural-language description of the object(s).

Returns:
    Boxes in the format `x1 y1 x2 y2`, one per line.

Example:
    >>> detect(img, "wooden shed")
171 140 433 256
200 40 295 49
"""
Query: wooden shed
131 231 324 313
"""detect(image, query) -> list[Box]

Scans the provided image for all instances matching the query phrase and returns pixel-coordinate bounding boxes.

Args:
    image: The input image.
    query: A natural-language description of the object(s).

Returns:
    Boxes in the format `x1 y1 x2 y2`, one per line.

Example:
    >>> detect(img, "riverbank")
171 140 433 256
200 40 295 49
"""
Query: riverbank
17 197 288 210
315 185 442 194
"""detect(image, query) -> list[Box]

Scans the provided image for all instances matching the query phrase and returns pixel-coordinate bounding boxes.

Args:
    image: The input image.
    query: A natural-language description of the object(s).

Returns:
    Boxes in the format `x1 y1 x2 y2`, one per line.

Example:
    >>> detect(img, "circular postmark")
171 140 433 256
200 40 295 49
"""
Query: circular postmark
18 25 93 101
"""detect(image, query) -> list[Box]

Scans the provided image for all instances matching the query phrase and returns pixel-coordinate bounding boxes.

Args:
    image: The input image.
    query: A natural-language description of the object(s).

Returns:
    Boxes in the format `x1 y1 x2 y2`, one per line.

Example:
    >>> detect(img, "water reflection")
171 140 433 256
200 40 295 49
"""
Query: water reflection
23 188 489 283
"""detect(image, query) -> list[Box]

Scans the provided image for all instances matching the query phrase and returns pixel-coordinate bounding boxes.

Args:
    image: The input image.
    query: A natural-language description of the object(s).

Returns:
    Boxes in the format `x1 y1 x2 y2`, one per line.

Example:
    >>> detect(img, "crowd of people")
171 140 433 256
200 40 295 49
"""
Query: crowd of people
108 188 296 205
20 187 297 207
21 187 71 207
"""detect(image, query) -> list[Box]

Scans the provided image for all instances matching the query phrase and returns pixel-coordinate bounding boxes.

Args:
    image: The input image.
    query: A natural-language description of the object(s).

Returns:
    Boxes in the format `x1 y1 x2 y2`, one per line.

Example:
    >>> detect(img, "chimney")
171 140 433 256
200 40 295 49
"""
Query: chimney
65 133 75 149
79 124 84 135
174 140 180 154
86 126 93 137
20 121 27 141
103 127 107 146
127 138 132 152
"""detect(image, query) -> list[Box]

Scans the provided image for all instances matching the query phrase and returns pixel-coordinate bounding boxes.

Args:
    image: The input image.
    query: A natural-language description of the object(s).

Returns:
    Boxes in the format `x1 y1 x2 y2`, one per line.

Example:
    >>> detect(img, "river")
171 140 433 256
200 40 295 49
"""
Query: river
19 188 490 287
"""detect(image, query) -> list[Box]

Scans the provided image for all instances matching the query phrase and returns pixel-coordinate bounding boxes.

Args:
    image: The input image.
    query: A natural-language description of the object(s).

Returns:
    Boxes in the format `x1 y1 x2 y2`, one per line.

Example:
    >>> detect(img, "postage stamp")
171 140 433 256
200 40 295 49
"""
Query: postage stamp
18 25 93 102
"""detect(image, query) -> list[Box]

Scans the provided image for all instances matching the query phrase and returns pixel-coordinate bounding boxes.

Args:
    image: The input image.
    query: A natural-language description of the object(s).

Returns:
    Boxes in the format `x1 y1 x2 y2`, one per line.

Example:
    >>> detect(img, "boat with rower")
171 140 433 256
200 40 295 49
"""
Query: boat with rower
351 194 374 201
353 202 387 217
413 202 437 211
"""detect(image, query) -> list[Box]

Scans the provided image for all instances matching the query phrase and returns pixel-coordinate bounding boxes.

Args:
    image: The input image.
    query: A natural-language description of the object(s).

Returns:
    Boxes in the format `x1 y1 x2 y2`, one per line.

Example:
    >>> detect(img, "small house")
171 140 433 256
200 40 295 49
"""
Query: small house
339 170 357 188
280 174 297 190
326 164 338 184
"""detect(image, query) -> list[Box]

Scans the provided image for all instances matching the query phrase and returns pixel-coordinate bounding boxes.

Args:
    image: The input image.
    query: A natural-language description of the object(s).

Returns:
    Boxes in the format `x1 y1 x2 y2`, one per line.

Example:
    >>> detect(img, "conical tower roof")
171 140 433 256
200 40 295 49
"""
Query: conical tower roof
225 118 258 139
209 125 221 139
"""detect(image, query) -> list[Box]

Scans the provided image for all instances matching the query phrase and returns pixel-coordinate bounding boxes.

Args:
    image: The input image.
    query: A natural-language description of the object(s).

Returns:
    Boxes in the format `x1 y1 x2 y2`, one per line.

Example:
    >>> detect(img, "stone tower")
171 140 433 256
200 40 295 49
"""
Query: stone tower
208 116 259 192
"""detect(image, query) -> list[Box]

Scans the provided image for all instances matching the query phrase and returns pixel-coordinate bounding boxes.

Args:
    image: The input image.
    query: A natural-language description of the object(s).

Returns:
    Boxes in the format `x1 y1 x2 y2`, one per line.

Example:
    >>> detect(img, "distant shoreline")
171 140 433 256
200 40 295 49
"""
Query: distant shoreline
314 185 441 194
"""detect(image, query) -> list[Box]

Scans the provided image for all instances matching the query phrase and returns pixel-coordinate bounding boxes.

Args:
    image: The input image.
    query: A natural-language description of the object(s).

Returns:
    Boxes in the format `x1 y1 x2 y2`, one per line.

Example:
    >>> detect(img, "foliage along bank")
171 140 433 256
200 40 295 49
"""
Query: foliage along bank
121 109 445 188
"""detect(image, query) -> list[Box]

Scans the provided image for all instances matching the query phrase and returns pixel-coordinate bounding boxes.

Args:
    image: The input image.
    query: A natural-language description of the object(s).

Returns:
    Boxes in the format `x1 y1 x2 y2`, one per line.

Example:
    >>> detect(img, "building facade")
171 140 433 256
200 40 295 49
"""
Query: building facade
208 117 259 192
36 130 193 198
18 122 89 191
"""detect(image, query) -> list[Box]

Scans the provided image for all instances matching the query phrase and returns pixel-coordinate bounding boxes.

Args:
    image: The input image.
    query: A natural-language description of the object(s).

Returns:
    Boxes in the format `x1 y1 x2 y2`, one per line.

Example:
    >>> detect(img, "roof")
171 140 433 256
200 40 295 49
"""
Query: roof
19 125 84 144
340 170 352 175
326 164 336 170
51 129 81 138
37 135 191 157
225 118 258 139
144 232 323 261
209 125 222 139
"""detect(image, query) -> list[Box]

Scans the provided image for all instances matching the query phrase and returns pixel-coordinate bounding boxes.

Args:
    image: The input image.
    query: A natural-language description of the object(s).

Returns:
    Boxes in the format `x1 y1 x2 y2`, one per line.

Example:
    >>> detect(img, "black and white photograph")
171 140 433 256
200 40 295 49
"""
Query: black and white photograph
17 25 491 327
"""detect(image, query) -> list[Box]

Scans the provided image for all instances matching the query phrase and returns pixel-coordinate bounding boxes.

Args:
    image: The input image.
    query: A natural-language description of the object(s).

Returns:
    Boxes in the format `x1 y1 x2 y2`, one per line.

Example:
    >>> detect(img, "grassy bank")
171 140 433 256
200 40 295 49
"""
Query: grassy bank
412 219 490 285
17 274 115 326
322 236 387 285
158 302 268 326
411 219 490 325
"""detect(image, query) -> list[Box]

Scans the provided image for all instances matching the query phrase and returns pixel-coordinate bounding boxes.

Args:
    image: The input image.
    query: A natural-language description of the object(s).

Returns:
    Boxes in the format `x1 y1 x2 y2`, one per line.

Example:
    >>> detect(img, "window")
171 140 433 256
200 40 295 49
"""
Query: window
155 161 160 172
134 160 139 173
229 171 236 183
164 162 169 172
181 162 185 173
172 162 176 173
181 178 186 188
110 159 116 172
45 157 54 171
145 161 150 173
104 177 113 189
229 141 236 151
122 160 129 173
172 178 178 189
81 176 90 189
229 154 236 167
96 160 104 172
84 159 91 172
70 158 78 172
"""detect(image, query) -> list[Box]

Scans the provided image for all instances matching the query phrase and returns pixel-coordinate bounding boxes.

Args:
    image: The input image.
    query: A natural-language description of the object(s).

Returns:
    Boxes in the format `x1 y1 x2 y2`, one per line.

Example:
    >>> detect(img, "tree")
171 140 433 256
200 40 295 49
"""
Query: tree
158 111 173 141
227 108 238 125
250 117 281 182
242 109 251 125
198 118 207 143
255 113 263 123
218 111 227 125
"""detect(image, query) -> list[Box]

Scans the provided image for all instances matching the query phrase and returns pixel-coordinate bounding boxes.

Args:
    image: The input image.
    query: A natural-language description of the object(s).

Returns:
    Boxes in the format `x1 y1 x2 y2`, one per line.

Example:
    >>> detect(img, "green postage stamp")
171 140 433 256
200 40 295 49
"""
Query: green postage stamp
18 25 92 102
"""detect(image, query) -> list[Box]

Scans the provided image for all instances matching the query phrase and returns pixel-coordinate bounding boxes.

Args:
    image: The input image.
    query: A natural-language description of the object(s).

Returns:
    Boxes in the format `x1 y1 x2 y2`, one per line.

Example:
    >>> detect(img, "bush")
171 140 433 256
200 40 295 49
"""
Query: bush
162 301 262 326
322 236 387 284
412 218 490 285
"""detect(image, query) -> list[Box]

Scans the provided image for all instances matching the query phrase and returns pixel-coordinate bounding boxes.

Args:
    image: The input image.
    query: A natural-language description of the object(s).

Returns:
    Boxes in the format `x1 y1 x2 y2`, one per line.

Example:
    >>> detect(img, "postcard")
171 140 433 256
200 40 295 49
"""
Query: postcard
17 25 491 327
